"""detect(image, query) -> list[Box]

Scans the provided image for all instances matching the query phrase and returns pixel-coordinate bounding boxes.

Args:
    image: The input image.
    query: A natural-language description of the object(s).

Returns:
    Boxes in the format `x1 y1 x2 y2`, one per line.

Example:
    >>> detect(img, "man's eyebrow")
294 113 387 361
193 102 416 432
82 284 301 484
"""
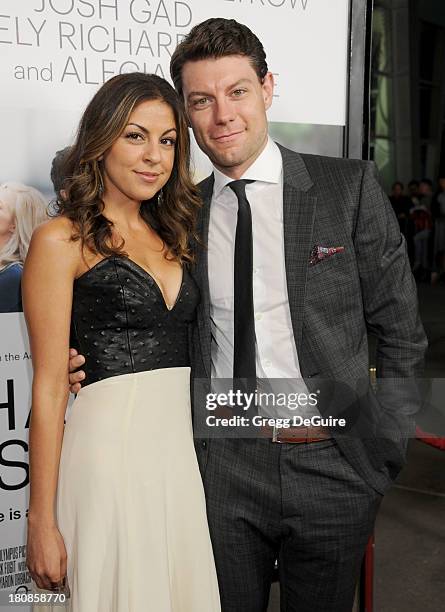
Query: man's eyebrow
127 123 177 136
186 91 212 100
187 79 252 99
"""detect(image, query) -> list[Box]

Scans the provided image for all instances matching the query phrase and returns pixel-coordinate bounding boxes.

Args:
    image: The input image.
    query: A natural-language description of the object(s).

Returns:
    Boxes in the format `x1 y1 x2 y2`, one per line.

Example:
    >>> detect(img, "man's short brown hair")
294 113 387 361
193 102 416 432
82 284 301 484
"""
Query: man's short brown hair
170 18 268 98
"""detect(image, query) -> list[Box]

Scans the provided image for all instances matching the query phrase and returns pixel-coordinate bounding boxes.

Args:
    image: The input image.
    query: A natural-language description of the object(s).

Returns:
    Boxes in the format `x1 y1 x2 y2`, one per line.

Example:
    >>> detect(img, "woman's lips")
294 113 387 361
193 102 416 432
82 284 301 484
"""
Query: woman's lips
134 171 160 183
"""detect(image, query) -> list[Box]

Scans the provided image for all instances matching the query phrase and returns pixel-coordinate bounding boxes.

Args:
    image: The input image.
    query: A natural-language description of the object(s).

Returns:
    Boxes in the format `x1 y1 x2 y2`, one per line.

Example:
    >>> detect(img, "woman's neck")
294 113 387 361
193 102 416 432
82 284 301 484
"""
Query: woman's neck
101 196 142 232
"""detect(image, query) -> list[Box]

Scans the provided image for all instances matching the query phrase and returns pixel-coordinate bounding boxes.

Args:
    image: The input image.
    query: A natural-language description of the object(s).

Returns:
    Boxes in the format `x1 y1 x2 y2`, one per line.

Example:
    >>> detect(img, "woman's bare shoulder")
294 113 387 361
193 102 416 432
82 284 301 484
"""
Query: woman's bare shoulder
31 216 77 244
27 216 83 272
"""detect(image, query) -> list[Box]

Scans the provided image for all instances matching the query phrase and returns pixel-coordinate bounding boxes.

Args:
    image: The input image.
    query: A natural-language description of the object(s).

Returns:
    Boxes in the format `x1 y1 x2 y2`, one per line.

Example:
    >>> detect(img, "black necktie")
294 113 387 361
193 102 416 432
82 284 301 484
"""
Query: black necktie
228 180 256 399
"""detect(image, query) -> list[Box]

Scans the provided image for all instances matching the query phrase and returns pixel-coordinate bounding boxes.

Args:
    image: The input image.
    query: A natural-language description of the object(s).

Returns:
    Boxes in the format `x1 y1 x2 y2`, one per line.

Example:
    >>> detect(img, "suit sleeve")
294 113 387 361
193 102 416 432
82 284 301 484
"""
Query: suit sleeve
353 161 428 439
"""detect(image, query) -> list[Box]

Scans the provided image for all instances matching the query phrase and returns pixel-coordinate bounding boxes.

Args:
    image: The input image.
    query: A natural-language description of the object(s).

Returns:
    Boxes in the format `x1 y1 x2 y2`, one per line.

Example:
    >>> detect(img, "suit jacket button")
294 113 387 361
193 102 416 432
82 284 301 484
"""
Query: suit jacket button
201 441 207 449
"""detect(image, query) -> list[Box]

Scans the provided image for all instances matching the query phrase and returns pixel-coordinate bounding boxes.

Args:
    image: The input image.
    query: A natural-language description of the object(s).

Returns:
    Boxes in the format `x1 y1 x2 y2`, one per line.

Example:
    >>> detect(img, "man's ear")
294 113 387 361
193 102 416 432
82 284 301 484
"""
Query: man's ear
262 72 275 111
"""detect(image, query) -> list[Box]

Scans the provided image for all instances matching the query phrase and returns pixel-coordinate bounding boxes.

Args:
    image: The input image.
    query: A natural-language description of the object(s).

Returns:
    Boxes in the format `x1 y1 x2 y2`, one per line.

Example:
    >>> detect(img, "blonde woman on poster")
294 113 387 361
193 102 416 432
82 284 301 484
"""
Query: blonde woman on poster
23 73 220 612
0 183 47 312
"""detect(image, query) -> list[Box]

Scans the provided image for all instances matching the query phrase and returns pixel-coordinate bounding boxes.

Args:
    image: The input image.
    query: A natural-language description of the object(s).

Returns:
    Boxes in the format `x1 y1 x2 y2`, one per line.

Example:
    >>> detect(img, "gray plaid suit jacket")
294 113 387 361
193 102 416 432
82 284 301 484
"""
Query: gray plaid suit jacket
190 143 427 495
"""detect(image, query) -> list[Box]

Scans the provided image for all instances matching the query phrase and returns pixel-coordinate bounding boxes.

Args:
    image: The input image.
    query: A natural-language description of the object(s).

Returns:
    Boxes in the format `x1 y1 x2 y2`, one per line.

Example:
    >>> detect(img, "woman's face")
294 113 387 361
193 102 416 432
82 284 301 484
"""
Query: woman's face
102 99 177 205
0 197 15 239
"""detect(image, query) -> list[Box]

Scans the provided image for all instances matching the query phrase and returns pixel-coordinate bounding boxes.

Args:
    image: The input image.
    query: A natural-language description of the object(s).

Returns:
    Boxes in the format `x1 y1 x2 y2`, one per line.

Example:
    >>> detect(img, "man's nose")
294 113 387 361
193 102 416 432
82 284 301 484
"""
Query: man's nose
214 98 235 124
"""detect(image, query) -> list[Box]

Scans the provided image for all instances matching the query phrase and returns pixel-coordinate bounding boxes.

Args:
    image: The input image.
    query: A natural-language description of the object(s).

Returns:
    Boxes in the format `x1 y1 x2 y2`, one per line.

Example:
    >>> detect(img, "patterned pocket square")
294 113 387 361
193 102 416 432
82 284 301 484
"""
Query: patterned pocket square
309 245 345 266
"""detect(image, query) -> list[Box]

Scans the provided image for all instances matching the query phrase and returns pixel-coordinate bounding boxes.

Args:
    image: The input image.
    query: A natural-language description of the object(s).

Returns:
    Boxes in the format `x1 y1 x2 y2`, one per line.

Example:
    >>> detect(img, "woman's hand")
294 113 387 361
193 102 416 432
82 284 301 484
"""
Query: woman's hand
26 521 68 591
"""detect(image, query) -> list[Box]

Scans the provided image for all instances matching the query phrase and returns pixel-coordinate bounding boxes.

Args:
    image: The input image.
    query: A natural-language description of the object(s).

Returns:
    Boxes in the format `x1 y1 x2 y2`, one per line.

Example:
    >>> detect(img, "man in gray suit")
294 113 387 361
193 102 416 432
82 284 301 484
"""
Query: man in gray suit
171 17 427 612
69 18 427 612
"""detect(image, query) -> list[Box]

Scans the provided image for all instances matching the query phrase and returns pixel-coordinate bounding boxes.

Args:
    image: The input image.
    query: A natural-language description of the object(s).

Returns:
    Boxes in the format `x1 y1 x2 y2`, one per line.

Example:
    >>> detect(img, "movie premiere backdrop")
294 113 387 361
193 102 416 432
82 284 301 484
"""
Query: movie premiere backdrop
0 0 350 606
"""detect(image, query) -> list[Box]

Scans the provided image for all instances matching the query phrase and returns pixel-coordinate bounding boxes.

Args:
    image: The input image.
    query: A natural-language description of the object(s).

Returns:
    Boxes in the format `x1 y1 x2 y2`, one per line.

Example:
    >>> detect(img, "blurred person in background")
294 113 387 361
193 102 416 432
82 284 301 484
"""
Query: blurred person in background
418 178 434 212
411 187 433 279
0 182 48 312
408 179 420 207
431 251 445 286
50 147 72 200
389 181 412 236
420 178 435 274
409 178 433 280
432 176 445 284
405 179 421 265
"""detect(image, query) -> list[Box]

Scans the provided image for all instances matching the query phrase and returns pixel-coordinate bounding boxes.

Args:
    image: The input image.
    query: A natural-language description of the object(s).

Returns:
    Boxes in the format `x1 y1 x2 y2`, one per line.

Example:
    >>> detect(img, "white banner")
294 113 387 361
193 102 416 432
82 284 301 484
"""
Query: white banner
0 0 349 125
0 315 32 609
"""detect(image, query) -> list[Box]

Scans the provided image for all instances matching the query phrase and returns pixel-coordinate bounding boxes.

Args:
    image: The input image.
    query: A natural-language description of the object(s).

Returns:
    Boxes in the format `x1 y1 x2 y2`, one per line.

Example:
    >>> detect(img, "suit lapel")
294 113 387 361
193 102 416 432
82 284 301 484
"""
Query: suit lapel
195 174 214 378
279 145 316 354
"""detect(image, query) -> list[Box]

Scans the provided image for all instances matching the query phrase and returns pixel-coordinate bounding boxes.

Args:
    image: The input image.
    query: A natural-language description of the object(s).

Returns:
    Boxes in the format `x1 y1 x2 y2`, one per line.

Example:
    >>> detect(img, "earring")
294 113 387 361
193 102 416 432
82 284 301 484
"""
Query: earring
97 171 104 195
94 160 104 195
157 188 164 206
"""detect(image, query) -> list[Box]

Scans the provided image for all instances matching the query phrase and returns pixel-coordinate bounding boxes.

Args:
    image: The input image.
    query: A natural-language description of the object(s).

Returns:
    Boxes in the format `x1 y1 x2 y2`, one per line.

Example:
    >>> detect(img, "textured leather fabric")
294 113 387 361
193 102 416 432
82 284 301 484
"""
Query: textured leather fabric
70 256 199 386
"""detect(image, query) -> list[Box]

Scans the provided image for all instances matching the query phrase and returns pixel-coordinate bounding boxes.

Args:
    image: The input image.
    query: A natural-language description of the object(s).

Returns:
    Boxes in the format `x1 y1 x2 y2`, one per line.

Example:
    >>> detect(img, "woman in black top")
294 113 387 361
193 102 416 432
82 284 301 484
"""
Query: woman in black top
23 73 220 612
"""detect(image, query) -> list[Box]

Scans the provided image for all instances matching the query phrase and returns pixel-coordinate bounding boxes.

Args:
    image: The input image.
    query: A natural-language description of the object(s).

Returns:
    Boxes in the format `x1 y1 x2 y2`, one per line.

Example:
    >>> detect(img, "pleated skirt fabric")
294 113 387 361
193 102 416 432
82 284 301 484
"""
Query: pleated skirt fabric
35 367 220 612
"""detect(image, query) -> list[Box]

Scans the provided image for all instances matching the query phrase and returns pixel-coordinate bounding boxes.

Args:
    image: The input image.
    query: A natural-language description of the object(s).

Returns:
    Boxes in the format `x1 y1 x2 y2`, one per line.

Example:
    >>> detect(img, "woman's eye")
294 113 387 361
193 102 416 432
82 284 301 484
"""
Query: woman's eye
126 132 143 141
161 138 176 146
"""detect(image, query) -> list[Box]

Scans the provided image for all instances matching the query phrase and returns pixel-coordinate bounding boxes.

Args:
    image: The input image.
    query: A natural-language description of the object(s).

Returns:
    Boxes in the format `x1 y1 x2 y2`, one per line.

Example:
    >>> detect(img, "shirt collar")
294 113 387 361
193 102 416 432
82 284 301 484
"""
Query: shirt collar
212 137 282 199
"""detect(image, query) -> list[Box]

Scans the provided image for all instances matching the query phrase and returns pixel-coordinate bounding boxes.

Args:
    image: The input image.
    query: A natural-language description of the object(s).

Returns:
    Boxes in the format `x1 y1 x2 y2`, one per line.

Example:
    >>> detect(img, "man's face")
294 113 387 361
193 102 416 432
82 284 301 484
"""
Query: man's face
408 183 419 197
419 181 432 196
392 184 403 197
182 55 274 179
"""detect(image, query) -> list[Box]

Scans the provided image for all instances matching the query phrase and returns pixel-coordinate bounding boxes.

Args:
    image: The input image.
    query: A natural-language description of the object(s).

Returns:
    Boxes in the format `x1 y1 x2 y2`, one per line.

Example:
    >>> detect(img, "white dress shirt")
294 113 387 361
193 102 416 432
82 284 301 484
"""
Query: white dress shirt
208 138 318 417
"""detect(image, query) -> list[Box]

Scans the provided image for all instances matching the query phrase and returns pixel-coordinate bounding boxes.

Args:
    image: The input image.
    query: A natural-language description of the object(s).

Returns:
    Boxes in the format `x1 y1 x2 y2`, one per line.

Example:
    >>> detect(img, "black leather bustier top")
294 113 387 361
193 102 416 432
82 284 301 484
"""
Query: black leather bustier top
70 257 199 386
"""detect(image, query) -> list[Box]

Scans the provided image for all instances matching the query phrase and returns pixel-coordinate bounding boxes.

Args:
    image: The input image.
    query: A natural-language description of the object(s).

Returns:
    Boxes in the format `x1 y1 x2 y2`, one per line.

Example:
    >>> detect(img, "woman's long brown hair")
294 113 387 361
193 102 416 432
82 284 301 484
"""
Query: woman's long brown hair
56 72 201 263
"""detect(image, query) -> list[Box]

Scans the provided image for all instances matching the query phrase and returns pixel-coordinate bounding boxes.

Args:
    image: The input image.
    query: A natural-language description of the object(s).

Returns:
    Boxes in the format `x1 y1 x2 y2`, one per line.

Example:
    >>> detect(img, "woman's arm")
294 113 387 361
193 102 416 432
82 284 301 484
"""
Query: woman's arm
22 218 80 590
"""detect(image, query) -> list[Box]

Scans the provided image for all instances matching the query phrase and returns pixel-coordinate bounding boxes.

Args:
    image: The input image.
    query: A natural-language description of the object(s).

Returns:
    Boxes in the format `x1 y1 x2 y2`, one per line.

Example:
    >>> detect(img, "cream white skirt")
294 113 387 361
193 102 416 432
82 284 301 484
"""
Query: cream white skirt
36 367 220 612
